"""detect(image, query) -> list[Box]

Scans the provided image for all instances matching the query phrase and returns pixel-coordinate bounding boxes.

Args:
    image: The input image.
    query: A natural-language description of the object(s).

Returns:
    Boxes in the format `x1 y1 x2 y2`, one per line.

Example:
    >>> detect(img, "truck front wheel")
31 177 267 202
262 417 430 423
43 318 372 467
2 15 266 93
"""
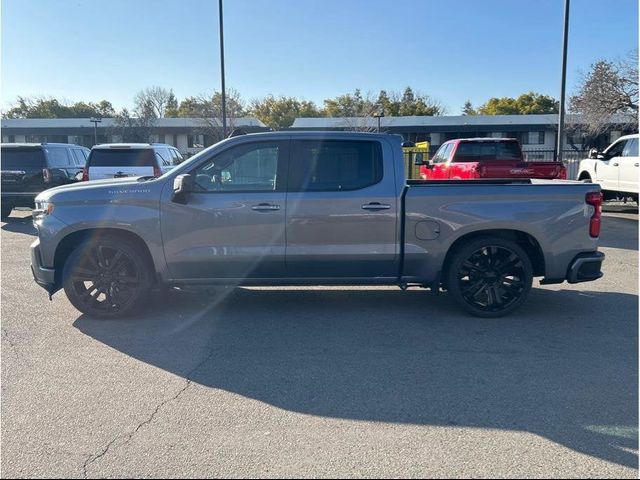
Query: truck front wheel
446 236 533 318
62 236 152 318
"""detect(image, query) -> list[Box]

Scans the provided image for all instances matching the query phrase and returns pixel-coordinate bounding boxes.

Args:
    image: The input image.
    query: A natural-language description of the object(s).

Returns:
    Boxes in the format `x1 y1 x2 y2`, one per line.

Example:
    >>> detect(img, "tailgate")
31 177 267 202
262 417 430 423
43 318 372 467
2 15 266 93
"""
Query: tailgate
481 161 565 179
88 166 153 180
1 147 46 194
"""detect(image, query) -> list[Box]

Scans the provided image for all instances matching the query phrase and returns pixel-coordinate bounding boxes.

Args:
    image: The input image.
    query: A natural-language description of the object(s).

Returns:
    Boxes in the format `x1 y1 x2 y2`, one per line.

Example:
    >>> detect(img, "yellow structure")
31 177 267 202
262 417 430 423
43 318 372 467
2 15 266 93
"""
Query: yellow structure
402 141 430 179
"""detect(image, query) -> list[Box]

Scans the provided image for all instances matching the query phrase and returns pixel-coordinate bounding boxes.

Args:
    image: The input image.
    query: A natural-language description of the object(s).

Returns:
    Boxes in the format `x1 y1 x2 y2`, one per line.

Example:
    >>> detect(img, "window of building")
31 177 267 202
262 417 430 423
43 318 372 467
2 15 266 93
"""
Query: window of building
521 131 545 145
188 135 205 148
289 140 383 192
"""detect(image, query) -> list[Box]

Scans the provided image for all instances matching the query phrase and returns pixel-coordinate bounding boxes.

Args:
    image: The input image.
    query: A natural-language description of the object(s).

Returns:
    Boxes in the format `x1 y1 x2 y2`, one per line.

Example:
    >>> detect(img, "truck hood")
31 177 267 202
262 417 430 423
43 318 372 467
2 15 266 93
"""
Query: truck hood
35 176 163 202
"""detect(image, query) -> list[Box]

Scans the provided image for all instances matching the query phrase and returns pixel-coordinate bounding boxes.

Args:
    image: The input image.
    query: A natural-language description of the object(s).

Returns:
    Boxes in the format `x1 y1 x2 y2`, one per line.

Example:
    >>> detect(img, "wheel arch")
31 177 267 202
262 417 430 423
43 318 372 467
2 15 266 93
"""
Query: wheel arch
441 229 545 285
53 228 157 288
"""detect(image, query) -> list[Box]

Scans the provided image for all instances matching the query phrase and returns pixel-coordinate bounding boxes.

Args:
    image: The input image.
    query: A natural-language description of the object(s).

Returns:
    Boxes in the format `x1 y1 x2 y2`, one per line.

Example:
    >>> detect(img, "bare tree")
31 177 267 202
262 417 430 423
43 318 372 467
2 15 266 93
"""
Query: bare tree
569 49 638 136
111 107 156 143
133 86 177 118
182 89 246 142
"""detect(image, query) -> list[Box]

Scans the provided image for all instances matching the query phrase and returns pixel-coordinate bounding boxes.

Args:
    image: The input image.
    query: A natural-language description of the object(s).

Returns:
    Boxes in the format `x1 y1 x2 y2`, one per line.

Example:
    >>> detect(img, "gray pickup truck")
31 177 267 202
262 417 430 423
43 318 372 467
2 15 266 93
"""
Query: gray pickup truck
30 132 604 318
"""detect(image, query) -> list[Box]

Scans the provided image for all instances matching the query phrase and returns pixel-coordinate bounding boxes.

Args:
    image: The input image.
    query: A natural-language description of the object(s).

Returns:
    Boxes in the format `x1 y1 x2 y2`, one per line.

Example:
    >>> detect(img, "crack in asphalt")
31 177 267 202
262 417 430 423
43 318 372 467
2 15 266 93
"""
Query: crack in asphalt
81 347 219 478
2 326 21 361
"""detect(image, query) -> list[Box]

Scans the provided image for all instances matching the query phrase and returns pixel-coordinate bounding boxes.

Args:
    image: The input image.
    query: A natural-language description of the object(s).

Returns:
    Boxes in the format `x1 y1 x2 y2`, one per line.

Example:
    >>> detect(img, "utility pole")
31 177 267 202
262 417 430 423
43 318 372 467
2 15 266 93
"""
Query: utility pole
556 0 570 162
219 0 227 137
373 110 385 133
90 117 102 146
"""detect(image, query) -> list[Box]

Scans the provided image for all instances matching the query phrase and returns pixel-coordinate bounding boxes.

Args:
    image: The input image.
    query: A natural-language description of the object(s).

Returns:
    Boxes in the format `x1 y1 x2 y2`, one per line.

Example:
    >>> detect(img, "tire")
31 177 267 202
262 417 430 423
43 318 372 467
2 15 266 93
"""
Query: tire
578 172 592 182
62 236 152 318
1 203 13 219
446 236 533 318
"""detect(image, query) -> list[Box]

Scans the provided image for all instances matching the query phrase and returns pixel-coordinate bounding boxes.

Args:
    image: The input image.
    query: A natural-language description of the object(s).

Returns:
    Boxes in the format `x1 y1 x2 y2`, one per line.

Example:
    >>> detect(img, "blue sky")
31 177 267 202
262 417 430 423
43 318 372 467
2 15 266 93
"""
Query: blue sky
1 0 638 114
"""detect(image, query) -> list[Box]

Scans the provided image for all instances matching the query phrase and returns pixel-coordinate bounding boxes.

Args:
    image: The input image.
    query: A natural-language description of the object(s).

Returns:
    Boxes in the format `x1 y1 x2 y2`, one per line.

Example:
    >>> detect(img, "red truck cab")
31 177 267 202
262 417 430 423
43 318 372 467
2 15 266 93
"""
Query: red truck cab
420 138 566 180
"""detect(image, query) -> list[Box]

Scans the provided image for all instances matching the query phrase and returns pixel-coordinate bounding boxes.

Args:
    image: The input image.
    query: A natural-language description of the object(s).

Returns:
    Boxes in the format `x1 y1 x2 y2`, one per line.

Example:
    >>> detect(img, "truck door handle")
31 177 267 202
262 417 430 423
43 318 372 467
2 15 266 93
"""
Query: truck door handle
361 202 391 211
612 163 619 167
635 163 639 167
251 203 280 211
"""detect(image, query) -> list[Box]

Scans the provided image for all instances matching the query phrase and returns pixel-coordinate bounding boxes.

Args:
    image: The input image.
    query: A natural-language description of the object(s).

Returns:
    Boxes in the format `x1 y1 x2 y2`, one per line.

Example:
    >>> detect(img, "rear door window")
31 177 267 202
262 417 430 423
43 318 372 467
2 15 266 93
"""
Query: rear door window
72 149 86 166
45 147 73 167
289 140 383 191
1 147 46 170
88 149 156 167
156 148 172 166
454 142 522 161
171 149 184 165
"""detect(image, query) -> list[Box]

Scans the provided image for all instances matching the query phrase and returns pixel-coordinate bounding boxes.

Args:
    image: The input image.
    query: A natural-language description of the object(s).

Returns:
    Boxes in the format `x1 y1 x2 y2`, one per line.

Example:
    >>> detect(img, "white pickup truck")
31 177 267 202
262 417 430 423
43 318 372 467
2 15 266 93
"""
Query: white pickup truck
577 133 639 202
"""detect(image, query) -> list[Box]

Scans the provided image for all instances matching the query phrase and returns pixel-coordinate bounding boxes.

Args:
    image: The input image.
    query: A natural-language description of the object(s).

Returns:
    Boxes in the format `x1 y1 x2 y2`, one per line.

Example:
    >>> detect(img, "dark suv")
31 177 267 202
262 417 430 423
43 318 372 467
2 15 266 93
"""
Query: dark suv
1 143 90 218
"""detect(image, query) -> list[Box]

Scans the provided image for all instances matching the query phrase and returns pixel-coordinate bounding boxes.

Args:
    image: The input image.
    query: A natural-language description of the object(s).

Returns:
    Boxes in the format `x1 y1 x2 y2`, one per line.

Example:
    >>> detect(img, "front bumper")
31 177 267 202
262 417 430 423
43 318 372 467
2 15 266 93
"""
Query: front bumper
30 239 58 296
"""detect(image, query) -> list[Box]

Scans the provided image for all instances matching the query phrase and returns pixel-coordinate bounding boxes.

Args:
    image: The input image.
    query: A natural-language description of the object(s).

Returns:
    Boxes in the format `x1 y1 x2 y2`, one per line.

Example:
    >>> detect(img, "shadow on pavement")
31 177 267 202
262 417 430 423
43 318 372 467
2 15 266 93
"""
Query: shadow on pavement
599 216 639 251
1 215 37 237
74 286 638 469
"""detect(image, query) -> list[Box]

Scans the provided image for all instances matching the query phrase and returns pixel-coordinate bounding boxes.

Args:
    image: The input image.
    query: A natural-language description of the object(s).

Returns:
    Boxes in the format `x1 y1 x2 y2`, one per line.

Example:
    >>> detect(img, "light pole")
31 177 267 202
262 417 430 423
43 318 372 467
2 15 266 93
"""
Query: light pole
556 0 570 162
373 110 385 133
90 117 102 146
219 0 227 137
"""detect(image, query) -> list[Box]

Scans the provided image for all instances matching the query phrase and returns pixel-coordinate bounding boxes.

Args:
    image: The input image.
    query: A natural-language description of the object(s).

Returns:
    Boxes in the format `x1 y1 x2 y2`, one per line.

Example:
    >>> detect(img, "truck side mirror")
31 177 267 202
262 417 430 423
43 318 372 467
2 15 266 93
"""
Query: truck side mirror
588 148 601 159
414 153 425 166
172 174 194 204
424 162 434 170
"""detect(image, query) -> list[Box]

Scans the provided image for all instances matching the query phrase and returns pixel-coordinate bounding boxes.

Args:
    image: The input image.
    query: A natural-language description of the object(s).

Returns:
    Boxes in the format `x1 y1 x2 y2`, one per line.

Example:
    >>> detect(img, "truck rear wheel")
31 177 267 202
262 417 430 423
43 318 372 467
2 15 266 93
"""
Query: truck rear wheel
63 236 152 318
446 236 533 318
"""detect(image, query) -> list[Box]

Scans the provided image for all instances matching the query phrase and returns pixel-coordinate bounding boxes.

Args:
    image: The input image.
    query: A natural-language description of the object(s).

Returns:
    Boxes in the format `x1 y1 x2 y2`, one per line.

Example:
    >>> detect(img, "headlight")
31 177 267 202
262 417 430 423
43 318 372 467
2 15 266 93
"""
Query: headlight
33 201 54 219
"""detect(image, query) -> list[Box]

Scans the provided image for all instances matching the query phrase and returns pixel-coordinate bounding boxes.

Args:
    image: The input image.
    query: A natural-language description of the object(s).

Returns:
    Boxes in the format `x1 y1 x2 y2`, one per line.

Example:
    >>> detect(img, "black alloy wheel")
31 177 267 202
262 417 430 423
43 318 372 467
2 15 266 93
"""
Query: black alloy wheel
63 237 151 318
447 237 533 317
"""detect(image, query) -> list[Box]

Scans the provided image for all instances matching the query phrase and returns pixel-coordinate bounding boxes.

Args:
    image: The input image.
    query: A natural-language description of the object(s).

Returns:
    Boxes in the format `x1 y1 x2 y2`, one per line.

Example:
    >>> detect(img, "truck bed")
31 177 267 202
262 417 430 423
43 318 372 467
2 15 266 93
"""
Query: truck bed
401 179 600 284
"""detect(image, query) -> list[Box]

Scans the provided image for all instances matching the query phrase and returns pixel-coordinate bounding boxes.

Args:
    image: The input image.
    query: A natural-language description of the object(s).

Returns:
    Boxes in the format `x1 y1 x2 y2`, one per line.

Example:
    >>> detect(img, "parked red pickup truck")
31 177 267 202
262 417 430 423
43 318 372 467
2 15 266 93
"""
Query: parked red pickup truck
419 138 567 180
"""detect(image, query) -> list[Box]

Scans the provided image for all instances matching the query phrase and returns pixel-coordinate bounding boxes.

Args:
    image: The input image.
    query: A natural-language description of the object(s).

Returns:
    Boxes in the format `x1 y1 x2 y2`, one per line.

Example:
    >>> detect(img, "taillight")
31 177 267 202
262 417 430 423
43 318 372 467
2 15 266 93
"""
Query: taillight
42 168 52 183
81 167 89 181
476 166 486 178
557 166 567 179
153 165 162 177
586 191 602 238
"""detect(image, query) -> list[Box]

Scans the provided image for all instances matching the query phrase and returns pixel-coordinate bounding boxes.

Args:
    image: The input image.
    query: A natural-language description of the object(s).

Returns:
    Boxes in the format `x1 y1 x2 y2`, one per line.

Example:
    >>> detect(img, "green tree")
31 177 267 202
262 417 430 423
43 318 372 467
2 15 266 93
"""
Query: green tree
165 92 179 117
397 87 444 116
249 95 321 130
323 89 375 117
462 100 476 115
476 92 559 115
376 90 400 116
3 97 115 118
176 89 245 119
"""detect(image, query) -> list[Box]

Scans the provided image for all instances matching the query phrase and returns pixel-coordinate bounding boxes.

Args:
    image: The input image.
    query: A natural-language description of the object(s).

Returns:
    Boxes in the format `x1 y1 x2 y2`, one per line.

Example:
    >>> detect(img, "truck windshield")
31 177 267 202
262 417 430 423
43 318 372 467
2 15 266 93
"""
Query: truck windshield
88 149 156 167
454 142 522 162
1 147 46 169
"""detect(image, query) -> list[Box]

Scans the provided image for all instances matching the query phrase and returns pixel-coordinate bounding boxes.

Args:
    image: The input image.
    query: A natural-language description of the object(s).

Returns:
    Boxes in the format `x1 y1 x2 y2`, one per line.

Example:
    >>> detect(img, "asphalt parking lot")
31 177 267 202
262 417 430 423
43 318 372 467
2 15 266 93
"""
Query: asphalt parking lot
1 206 638 478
